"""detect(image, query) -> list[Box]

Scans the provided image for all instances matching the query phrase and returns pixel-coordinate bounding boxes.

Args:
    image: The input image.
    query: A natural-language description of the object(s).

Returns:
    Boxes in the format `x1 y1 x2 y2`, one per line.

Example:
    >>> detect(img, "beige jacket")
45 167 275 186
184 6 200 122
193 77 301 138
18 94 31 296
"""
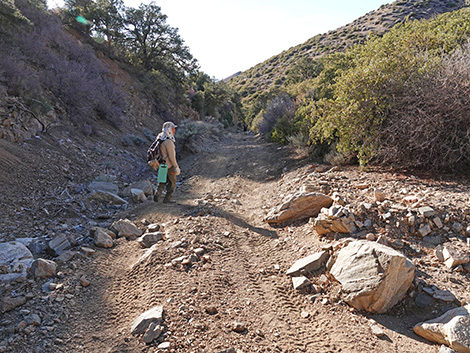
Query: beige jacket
160 139 179 169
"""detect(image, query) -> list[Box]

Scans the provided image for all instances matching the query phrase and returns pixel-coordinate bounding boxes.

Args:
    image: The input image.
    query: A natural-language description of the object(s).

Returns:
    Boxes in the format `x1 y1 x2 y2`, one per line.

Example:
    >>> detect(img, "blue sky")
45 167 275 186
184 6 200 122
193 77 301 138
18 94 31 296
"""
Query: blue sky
47 0 391 79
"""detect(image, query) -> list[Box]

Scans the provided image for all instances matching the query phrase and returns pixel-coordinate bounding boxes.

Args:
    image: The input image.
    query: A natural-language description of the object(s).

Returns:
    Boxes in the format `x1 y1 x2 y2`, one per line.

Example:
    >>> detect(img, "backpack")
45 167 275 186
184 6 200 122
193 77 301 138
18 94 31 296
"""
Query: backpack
147 138 166 171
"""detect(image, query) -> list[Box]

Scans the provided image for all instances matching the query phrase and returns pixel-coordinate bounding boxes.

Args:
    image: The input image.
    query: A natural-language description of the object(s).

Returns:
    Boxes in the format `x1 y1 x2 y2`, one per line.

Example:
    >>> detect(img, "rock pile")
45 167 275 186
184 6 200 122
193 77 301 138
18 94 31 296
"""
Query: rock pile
272 166 470 352
0 201 166 349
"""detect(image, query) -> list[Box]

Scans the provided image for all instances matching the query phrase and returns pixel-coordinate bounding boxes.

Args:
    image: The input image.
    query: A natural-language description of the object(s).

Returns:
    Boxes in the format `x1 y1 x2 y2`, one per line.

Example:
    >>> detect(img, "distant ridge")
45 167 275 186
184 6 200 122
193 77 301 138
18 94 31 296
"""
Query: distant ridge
222 71 242 82
228 0 468 104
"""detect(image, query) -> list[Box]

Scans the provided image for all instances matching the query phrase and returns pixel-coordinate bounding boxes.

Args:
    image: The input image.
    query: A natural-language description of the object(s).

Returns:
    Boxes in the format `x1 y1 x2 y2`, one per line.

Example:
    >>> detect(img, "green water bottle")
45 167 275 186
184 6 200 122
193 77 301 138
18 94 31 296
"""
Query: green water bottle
157 164 168 183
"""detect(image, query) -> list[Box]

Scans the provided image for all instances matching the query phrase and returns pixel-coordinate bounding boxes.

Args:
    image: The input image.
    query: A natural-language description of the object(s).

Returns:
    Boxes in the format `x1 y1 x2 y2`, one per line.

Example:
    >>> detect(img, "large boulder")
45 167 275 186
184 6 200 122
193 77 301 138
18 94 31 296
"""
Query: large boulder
265 192 333 225
0 242 34 282
414 304 470 353
329 240 415 313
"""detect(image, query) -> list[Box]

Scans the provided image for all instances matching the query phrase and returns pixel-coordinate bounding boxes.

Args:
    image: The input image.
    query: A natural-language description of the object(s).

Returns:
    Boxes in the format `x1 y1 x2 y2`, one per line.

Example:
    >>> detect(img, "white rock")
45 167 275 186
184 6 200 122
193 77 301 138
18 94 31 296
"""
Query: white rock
137 232 164 248
131 306 164 335
131 188 147 202
286 251 329 276
329 240 415 313
414 304 470 353
443 246 470 268
292 276 311 290
265 192 333 224
124 180 153 197
112 219 143 238
0 242 34 282
418 207 436 218
157 342 171 350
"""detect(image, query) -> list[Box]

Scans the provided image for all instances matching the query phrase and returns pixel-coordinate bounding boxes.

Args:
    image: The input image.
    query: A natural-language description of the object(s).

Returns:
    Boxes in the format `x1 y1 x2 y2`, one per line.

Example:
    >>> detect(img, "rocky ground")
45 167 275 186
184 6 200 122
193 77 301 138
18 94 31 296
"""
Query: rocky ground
1 130 470 353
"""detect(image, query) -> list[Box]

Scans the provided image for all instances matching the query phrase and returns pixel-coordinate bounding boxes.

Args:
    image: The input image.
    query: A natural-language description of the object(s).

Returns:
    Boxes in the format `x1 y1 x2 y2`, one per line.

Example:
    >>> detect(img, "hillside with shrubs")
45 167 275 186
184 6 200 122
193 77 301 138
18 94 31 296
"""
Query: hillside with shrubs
0 0 242 144
229 0 470 173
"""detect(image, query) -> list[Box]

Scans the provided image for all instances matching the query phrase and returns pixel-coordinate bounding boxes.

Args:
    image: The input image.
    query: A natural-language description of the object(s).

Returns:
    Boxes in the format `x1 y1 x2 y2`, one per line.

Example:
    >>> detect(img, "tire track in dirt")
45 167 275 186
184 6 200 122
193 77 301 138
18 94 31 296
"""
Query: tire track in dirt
209 220 332 352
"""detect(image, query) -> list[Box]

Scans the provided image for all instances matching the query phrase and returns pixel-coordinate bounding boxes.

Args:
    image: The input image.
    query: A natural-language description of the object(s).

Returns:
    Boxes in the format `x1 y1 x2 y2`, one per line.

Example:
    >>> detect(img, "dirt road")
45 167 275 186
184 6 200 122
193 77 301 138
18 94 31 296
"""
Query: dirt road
9 132 441 353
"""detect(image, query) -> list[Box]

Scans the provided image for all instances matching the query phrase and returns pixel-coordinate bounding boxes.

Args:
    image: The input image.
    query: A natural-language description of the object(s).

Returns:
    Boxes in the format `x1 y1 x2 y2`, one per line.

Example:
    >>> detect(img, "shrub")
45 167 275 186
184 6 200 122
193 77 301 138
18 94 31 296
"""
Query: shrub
0 0 125 133
308 8 470 170
376 44 470 171
256 92 294 135
175 118 223 153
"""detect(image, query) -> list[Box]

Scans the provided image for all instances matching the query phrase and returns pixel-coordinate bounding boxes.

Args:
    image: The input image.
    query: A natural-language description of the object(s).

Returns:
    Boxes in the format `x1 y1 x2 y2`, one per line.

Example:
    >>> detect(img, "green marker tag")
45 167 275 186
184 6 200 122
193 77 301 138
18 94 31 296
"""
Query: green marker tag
76 16 89 24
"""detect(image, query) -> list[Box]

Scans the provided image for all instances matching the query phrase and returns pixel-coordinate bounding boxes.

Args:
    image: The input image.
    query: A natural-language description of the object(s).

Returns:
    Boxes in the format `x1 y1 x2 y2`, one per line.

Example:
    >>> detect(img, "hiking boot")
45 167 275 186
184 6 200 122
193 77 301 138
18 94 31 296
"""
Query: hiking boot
163 199 176 204
153 194 159 202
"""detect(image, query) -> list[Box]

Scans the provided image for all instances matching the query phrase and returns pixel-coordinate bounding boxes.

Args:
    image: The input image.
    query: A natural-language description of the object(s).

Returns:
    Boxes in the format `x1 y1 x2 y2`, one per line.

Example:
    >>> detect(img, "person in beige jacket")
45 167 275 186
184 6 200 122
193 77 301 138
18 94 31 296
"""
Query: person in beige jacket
154 121 180 203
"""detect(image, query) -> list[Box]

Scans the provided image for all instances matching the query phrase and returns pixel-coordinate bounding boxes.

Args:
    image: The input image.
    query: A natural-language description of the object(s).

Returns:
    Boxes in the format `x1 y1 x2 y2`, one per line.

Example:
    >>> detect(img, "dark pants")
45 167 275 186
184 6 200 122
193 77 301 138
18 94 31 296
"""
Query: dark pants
156 166 177 201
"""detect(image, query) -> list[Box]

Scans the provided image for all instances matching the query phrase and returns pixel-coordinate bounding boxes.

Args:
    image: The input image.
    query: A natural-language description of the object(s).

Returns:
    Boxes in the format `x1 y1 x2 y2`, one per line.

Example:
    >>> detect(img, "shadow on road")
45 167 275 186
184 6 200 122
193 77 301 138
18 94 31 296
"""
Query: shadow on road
215 208 278 238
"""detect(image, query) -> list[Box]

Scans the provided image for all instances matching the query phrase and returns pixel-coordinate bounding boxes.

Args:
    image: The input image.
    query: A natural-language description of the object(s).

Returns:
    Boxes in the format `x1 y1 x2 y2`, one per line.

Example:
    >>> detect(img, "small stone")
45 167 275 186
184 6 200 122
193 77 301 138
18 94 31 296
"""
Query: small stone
366 233 376 241
300 311 309 318
452 222 463 233
26 314 41 326
157 341 170 350
80 276 91 287
29 258 57 278
435 248 445 262
433 289 457 302
438 345 457 353
292 276 311 290
56 250 76 263
232 321 246 333
376 235 389 246
415 293 434 308
433 217 443 229
194 248 205 257
94 231 113 248
147 223 160 232
370 323 385 337
374 190 386 202
418 207 435 218
131 306 164 335
391 239 404 249
80 247 95 257
402 195 419 205
443 246 470 268
205 306 218 315
142 323 163 344
418 224 432 237
2 296 26 312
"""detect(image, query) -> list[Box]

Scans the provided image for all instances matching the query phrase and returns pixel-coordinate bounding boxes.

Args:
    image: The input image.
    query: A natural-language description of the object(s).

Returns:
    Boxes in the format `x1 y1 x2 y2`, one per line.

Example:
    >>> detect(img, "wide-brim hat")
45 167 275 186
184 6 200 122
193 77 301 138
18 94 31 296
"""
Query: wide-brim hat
163 121 177 130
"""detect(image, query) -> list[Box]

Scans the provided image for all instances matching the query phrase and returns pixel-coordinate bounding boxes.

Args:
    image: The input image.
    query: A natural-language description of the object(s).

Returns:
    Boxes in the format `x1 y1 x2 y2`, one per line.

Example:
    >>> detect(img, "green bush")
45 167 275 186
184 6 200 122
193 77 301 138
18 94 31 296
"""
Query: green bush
308 8 470 170
175 118 224 152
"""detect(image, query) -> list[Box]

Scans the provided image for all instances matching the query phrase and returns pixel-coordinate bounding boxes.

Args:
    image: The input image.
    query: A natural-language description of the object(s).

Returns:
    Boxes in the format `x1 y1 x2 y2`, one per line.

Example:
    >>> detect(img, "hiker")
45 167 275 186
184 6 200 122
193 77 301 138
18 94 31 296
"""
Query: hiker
154 121 180 203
